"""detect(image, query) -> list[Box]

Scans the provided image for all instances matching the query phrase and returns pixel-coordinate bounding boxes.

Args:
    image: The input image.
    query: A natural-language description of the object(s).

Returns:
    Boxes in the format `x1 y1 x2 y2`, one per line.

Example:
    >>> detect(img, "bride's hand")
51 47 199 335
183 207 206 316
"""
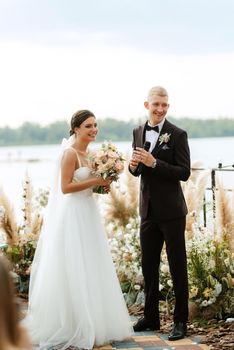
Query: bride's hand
95 177 112 187
103 184 111 193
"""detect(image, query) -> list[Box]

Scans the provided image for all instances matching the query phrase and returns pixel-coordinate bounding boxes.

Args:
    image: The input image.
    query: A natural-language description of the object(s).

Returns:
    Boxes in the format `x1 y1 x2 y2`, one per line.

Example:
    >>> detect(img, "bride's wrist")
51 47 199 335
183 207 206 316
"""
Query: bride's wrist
92 177 102 186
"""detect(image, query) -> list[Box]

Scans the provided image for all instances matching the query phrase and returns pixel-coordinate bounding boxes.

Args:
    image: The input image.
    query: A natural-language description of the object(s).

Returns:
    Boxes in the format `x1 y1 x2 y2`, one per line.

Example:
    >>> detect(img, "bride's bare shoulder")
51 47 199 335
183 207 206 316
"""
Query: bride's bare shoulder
62 147 77 162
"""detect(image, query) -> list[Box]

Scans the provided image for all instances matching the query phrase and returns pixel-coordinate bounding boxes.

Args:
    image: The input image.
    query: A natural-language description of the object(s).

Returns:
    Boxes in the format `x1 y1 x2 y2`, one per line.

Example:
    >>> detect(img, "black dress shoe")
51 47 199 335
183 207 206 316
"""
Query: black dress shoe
168 322 187 341
133 317 160 332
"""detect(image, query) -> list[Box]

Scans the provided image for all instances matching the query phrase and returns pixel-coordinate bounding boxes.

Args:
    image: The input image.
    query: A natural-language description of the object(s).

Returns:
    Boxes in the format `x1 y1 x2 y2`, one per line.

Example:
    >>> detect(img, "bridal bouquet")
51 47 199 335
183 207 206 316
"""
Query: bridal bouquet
89 141 125 194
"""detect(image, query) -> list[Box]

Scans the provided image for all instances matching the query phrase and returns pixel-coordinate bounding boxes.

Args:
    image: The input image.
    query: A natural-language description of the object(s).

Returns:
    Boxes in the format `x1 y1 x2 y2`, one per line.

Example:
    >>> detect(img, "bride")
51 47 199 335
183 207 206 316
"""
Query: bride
24 110 133 349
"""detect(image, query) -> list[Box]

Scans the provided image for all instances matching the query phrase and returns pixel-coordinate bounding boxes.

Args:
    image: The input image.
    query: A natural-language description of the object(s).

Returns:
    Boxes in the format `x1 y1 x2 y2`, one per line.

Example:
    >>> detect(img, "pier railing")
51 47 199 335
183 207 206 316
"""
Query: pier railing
192 163 234 227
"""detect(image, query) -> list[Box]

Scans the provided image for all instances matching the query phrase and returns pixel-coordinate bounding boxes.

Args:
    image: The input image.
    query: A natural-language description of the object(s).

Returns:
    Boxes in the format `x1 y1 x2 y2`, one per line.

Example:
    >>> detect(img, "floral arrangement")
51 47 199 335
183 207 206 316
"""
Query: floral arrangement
0 162 233 321
187 224 234 318
108 218 175 312
0 175 44 295
89 141 125 193
159 132 171 145
107 219 234 318
105 166 234 320
107 217 143 306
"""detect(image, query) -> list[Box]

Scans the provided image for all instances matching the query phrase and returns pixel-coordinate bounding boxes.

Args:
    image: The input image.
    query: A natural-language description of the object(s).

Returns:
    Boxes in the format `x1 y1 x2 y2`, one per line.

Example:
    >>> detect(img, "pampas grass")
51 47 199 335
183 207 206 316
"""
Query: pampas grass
216 178 234 252
0 188 18 245
104 184 130 229
0 173 44 289
0 173 43 246
21 173 43 239
183 162 210 237
124 164 139 218
22 172 33 230
31 213 43 238
189 160 205 184
104 156 139 231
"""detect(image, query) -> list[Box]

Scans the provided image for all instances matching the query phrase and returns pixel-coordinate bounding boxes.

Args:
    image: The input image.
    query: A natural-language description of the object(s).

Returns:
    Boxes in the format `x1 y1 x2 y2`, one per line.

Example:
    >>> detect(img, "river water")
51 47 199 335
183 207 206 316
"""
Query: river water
0 137 233 215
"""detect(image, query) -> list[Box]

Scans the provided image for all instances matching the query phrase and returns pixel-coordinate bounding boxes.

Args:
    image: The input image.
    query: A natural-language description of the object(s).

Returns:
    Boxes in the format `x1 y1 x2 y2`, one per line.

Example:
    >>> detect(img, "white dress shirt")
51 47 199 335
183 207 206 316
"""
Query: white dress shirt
145 119 165 153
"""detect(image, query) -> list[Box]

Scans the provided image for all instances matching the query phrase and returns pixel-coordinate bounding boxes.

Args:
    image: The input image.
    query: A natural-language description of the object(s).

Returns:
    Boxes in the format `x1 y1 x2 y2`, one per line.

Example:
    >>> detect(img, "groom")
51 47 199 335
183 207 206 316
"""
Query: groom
129 86 191 340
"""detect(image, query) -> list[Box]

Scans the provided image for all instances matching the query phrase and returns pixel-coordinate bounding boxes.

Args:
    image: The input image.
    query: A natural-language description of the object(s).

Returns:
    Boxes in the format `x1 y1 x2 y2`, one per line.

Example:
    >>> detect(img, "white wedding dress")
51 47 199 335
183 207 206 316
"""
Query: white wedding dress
24 142 132 349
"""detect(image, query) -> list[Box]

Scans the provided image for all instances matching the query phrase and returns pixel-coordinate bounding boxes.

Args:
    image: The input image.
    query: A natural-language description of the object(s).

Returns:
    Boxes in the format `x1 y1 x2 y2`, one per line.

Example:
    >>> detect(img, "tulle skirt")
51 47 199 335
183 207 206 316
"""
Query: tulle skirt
24 191 132 349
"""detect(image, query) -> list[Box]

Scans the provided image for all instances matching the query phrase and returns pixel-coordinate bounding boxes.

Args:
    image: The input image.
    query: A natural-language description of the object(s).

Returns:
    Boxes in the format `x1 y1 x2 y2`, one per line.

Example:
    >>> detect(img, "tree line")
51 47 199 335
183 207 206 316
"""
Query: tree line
0 116 234 146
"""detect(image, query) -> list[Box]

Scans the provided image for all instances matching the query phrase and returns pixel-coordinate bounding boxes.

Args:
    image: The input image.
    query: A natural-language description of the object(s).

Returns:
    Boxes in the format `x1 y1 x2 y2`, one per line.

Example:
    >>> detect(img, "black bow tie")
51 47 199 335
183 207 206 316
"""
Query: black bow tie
145 124 159 133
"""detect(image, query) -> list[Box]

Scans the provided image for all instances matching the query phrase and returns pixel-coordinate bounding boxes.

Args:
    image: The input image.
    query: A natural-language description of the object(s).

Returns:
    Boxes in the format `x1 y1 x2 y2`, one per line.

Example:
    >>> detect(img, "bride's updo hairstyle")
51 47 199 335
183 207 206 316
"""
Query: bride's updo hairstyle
70 110 95 136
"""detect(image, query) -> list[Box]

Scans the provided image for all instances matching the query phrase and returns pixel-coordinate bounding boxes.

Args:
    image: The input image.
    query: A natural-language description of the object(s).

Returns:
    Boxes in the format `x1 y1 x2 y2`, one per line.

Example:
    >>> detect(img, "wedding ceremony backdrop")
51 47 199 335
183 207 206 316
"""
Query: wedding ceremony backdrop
0 151 233 323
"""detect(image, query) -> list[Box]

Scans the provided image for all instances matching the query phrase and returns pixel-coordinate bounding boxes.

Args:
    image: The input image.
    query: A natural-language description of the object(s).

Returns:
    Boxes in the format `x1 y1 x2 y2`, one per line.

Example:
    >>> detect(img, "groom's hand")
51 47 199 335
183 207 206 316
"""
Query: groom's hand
130 149 141 169
134 147 156 167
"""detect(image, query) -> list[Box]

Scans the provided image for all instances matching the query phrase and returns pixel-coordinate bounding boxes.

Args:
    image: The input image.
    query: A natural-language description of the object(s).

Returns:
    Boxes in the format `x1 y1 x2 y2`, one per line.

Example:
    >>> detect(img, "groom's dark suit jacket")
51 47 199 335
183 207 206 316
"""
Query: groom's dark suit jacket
130 119 190 221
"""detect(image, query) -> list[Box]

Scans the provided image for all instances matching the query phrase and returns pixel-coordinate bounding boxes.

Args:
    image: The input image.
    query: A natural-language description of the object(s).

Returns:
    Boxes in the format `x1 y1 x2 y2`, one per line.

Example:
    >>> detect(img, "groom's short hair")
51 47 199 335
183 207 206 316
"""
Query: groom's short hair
148 86 168 101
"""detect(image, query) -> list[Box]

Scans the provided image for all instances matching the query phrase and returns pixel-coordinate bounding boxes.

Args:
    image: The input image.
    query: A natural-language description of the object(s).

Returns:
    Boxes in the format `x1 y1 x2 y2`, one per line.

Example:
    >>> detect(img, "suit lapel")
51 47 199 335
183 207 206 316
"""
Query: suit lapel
152 119 174 156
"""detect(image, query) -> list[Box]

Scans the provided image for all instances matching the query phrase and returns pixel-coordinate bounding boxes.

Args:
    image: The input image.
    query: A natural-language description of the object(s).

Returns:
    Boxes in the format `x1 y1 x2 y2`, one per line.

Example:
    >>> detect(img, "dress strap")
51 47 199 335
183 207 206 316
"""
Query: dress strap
68 147 81 168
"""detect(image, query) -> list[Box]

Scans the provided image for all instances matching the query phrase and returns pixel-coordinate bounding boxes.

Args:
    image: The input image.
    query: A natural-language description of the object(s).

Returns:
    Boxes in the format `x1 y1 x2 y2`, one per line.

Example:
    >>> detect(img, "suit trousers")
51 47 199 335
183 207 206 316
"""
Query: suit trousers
140 215 188 325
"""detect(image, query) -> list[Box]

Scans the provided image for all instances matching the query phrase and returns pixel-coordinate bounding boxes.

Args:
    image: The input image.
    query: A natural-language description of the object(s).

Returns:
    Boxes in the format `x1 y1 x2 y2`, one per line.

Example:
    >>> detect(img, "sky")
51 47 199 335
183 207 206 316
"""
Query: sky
0 0 234 127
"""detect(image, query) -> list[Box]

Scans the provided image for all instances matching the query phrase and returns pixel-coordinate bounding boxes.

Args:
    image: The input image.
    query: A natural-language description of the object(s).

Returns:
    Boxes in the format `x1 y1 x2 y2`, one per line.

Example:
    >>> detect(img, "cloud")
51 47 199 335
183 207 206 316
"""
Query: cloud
0 0 234 54
0 0 234 127
0 40 234 127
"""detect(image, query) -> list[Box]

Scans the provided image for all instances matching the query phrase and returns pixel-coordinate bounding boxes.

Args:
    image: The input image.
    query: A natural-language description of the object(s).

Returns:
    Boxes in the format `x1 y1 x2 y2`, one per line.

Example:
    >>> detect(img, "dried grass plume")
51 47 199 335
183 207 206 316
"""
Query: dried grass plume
215 177 234 252
0 188 18 245
104 155 139 232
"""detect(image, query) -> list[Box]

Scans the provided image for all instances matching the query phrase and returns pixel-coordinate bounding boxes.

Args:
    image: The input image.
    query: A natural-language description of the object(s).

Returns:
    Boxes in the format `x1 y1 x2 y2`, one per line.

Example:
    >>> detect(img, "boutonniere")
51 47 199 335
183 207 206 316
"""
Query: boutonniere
159 133 171 145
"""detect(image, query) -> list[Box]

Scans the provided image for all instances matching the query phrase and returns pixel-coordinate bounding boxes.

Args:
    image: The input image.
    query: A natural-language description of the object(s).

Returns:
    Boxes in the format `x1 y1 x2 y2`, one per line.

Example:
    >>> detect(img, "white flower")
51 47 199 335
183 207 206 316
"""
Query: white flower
210 246 216 253
161 264 170 274
167 279 173 287
214 283 222 297
209 260 215 269
207 297 216 305
201 300 208 307
134 284 141 290
159 133 171 145
189 286 199 298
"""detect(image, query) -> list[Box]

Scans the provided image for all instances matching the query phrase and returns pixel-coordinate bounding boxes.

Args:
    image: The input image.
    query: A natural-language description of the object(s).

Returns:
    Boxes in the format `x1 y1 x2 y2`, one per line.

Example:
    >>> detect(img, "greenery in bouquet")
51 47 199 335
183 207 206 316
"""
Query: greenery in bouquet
89 141 125 194
0 174 44 295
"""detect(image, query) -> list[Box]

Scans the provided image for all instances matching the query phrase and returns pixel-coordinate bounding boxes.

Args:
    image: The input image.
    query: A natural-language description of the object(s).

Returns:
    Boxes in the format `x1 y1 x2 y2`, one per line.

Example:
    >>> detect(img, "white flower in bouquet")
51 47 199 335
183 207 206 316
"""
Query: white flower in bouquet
89 141 125 193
